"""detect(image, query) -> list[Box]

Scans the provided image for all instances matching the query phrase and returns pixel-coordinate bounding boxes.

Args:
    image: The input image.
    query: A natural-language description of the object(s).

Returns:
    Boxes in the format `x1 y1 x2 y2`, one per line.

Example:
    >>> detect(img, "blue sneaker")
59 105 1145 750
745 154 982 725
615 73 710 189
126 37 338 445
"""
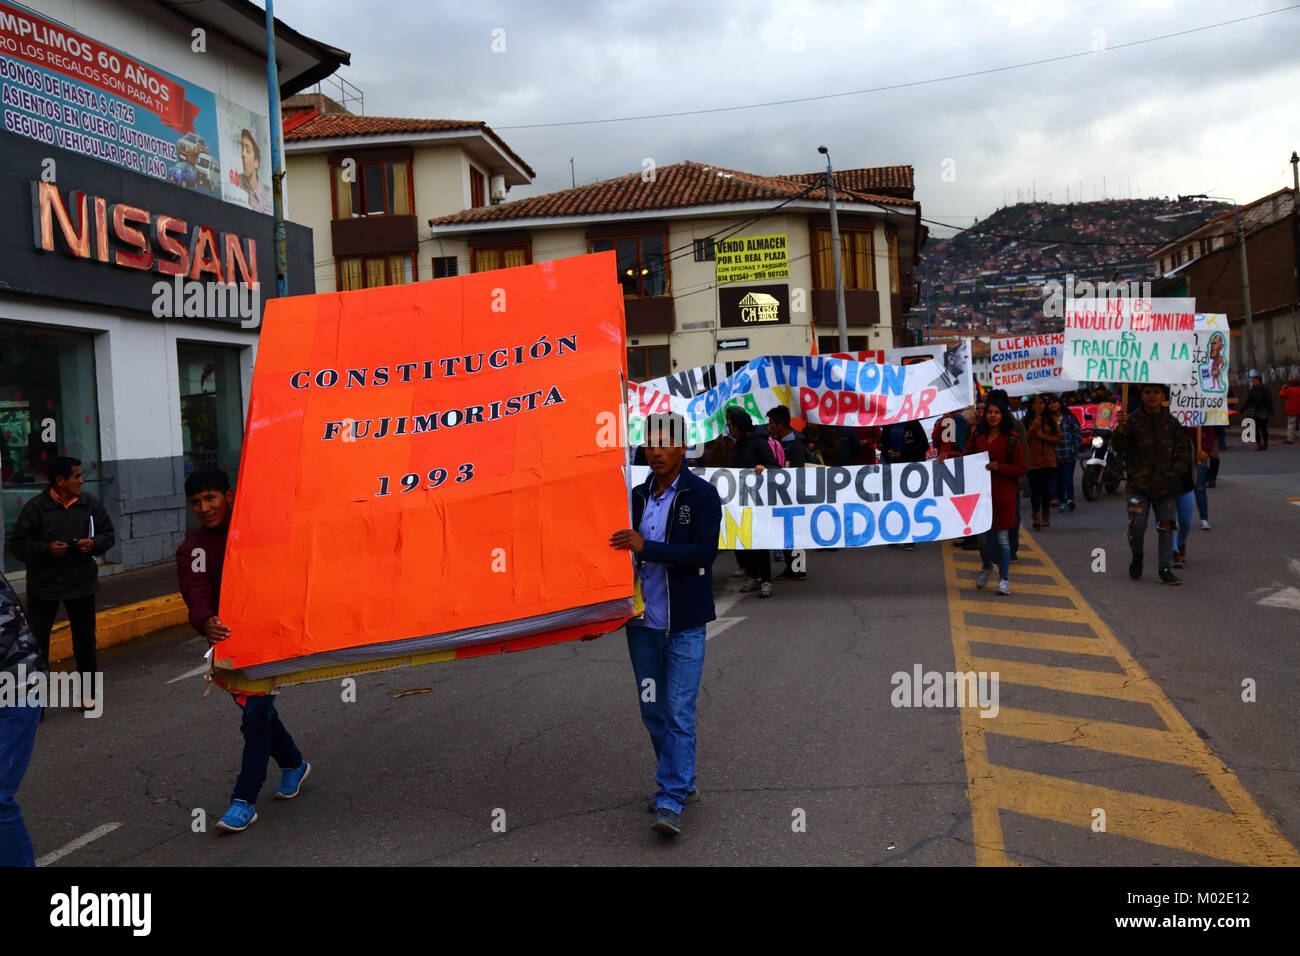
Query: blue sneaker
216 799 258 832
274 760 311 800
650 807 681 835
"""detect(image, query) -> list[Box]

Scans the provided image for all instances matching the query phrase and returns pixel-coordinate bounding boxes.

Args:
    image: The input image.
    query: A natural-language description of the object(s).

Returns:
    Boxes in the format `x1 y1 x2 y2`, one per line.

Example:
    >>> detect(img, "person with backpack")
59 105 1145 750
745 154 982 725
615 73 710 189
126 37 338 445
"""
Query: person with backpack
726 406 778 597
968 396 1027 595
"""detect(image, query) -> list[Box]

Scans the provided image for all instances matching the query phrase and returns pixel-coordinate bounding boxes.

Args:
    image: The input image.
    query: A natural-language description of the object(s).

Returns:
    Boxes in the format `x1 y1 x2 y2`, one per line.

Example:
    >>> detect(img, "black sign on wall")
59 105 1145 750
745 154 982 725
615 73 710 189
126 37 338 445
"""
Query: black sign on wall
718 283 790 329
0 131 314 324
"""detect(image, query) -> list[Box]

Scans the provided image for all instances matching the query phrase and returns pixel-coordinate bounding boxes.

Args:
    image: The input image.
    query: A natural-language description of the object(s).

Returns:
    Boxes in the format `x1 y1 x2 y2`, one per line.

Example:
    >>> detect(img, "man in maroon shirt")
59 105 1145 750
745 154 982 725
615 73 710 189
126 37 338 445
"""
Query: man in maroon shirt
176 469 309 833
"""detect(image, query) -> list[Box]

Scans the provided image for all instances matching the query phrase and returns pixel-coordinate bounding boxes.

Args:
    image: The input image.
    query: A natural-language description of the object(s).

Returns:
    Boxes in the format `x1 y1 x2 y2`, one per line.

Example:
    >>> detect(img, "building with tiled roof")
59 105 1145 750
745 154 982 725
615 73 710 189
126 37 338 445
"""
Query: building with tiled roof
1150 186 1300 379
428 161 924 376
283 106 535 293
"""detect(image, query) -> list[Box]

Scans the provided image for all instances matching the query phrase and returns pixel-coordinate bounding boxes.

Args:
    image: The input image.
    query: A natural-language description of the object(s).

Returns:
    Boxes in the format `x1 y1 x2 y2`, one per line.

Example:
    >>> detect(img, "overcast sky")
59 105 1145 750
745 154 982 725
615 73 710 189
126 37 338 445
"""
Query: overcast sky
273 0 1299 236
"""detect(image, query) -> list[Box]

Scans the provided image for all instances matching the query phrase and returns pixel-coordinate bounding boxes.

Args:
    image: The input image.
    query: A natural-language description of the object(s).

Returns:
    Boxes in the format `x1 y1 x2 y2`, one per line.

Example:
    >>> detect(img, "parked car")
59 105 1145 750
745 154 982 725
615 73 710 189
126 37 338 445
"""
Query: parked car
169 162 196 189
177 134 206 165
195 152 220 191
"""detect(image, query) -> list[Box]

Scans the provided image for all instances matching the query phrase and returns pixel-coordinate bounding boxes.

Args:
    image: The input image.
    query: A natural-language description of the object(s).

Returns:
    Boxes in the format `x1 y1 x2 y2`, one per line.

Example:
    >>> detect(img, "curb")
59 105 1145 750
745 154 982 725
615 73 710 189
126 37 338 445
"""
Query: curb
49 593 189 663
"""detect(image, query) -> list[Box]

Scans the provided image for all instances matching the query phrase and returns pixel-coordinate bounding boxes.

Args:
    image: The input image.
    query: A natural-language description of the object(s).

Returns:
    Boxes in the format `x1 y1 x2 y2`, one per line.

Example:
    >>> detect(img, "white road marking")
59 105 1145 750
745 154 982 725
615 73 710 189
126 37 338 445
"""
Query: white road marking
37 822 121 867
166 664 209 684
707 590 746 641
707 617 745 640
1258 587 1300 610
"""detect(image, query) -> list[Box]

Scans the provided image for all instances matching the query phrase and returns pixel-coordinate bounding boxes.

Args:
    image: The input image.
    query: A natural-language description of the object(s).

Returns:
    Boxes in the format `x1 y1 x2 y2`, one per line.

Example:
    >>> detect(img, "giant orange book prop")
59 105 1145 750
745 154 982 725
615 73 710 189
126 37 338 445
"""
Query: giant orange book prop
212 253 633 692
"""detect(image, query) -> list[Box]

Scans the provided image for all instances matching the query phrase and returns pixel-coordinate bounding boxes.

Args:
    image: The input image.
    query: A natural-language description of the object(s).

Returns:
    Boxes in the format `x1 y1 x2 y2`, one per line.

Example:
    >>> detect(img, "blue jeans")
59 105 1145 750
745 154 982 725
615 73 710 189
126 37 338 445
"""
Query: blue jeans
1053 458 1076 503
626 623 706 814
233 694 302 805
1176 490 1194 551
0 701 41 867
1194 464 1209 520
980 529 1011 581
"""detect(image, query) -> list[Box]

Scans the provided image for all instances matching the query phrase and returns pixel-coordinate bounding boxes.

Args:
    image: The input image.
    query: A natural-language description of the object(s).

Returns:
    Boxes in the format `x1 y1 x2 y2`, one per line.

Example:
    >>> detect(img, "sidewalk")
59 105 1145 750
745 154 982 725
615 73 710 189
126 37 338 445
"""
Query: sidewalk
44 560 189 664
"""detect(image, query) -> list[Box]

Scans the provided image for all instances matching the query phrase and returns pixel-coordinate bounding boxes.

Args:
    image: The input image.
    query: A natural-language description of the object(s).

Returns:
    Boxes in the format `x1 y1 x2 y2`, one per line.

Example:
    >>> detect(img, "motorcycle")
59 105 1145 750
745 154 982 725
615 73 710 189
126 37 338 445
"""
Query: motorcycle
1081 427 1125 500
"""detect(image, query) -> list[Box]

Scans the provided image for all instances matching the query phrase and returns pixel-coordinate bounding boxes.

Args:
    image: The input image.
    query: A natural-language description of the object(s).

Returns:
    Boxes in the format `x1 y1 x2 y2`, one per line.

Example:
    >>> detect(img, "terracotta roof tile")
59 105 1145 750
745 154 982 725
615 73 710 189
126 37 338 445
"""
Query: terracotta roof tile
430 161 916 226
284 113 535 178
776 165 915 199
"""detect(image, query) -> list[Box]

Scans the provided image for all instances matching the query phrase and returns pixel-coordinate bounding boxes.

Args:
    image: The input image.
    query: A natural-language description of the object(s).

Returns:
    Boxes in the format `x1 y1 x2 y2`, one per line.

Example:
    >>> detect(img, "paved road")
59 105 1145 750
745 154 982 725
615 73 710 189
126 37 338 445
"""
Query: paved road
21 444 1299 866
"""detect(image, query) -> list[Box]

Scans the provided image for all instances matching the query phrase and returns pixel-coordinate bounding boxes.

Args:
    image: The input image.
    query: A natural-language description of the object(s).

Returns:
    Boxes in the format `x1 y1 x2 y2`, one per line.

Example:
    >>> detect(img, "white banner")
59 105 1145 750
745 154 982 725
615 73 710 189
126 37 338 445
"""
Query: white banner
1063 298 1196 384
627 342 973 445
990 333 1079 396
1169 313 1230 427
630 454 992 549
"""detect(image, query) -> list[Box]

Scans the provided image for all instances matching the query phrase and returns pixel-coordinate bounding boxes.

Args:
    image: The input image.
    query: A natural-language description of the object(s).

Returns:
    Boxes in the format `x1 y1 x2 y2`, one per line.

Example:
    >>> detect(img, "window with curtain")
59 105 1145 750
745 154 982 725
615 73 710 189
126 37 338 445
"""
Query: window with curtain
336 254 416 290
470 244 532 272
589 235 669 296
330 159 414 219
813 226 875 291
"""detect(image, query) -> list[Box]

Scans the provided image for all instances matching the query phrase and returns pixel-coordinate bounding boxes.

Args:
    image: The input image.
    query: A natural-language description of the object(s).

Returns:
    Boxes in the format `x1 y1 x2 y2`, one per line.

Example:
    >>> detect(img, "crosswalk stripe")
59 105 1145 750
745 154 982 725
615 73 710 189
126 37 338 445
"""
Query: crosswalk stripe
944 530 1300 866
970 655 1154 702
983 707 1213 768
951 600 1091 624
989 765 1294 867
959 626 1113 657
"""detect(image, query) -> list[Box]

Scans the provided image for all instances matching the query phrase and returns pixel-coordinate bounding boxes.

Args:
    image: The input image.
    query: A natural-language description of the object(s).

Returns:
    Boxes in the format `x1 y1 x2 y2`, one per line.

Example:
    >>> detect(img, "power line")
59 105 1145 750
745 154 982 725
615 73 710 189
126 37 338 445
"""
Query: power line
495 5 1298 131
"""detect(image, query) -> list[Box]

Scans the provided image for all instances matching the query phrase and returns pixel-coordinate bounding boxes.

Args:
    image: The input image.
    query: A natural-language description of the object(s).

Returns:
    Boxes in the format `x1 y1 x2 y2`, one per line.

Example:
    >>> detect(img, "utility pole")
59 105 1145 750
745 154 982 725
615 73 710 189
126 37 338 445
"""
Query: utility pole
818 146 848 352
265 0 286 300
570 157 575 188
1180 193 1257 373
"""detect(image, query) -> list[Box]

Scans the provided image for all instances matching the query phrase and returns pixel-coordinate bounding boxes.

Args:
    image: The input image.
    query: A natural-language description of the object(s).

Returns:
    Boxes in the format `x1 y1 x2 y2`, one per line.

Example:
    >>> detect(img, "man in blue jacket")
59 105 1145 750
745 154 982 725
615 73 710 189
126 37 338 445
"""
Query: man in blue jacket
610 412 722 837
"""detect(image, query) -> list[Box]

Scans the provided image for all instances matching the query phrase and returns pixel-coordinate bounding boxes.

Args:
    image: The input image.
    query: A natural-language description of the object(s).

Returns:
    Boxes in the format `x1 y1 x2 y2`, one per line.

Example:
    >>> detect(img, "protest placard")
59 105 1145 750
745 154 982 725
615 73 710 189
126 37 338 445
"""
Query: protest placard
631 454 991 548
1169 314 1230 426
990 333 1079 395
213 253 633 689
1063 298 1196 384
627 341 972 445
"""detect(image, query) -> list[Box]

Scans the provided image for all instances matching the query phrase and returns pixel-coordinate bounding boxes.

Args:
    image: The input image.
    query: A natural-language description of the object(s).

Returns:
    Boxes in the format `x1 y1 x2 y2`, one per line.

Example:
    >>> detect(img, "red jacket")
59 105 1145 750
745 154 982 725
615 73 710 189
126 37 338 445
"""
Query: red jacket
1280 384 1300 416
970 430 1027 531
176 523 227 634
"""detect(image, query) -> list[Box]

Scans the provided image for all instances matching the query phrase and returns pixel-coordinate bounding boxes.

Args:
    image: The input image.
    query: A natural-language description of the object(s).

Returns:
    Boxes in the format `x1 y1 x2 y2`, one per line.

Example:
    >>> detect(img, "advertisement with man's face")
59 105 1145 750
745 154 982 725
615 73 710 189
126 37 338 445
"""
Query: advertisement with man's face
0 0 271 213
218 104 271 214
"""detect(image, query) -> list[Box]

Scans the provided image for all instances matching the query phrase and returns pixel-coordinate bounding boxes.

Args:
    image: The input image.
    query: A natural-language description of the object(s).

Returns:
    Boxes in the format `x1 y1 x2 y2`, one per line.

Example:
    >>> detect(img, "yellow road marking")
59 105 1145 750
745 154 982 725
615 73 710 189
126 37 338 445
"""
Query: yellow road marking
955 579 1064 597
971 655 1153 702
944 532 1300 866
959 625 1112 658
987 707 1218 768
951 600 1091 624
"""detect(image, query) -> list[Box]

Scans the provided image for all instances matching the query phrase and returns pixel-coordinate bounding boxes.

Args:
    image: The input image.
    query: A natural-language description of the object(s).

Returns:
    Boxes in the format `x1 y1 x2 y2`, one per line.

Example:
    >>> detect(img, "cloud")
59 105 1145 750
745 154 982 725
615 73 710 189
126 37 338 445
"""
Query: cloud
276 0 1299 227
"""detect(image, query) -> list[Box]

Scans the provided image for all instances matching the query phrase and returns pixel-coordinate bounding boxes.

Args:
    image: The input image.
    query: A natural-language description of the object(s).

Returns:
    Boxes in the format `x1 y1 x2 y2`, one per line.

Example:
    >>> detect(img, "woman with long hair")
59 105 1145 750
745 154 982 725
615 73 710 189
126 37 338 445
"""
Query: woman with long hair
970 397 1027 595
1022 393 1059 529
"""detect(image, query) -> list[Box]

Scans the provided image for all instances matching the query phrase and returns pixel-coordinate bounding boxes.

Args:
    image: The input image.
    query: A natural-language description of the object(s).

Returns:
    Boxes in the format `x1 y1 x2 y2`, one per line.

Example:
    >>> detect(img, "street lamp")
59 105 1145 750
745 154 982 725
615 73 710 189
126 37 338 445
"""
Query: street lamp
1178 193 1255 374
818 146 849 352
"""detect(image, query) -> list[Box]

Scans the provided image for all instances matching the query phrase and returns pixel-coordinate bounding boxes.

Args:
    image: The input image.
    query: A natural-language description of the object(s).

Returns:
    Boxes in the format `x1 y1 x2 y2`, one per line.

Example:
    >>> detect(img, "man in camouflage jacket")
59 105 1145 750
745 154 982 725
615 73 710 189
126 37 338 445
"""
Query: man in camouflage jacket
1113 383 1191 585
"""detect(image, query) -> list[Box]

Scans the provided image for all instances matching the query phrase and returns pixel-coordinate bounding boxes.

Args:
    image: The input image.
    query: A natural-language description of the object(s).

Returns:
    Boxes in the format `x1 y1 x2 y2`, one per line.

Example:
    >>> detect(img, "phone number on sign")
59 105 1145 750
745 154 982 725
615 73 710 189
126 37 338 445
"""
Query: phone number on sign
375 464 474 496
